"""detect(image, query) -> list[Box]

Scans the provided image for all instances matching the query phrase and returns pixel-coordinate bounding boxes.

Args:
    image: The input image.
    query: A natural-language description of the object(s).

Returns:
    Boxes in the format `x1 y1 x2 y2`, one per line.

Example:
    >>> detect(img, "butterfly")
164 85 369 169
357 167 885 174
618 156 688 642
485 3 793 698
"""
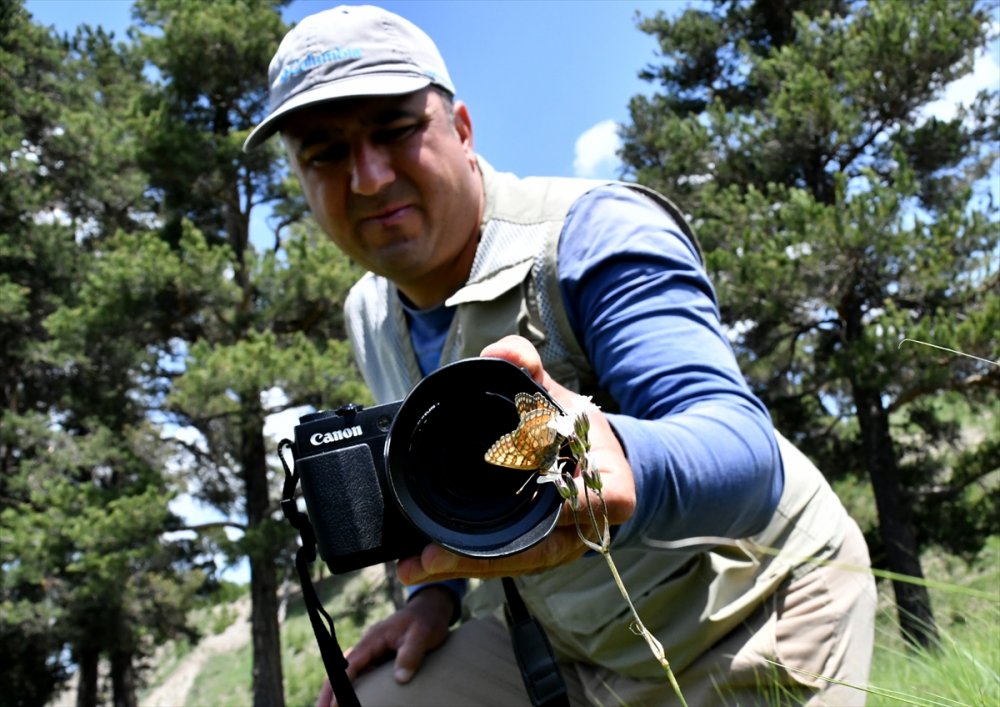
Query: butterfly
484 392 561 471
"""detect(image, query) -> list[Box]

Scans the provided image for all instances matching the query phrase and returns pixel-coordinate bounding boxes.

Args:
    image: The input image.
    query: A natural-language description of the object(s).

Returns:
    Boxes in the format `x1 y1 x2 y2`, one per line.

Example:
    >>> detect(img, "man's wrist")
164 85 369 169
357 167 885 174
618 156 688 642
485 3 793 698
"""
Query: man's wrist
406 581 464 624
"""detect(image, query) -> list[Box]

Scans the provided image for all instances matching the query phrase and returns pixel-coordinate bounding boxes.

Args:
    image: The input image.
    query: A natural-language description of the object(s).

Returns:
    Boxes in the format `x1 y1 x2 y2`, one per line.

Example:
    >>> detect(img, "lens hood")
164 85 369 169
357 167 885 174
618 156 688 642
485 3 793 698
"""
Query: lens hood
385 358 565 558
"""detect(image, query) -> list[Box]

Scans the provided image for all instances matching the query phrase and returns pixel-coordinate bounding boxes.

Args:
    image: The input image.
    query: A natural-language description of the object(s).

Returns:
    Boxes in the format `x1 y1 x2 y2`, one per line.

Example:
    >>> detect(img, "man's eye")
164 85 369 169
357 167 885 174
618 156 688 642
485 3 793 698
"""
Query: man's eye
375 123 420 144
304 144 349 165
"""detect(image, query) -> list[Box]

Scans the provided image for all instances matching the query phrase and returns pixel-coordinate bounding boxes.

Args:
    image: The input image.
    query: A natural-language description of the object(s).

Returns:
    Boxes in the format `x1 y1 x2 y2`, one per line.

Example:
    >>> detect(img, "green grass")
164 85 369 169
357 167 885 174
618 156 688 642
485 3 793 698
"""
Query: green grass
864 537 1000 706
176 566 394 707
160 540 999 706
137 636 195 700
868 618 1000 706
186 643 253 707
282 568 395 707
206 603 240 635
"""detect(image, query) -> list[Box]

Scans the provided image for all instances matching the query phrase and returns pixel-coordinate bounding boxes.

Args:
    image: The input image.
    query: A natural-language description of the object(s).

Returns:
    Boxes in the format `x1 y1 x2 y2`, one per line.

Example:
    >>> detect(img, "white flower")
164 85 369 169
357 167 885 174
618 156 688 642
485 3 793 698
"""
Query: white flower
548 412 576 438
535 468 563 484
535 458 564 484
564 395 600 418
536 464 575 500
548 395 599 437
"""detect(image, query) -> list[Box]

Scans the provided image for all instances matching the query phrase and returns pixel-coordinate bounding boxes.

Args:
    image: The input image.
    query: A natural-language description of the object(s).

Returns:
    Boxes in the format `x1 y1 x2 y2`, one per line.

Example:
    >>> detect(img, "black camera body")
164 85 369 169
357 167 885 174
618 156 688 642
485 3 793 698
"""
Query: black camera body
291 358 565 575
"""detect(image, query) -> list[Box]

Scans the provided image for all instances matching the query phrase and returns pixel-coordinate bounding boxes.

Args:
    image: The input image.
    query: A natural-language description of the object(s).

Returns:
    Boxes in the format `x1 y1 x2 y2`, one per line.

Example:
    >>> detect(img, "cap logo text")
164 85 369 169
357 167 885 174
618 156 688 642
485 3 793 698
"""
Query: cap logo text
279 48 362 84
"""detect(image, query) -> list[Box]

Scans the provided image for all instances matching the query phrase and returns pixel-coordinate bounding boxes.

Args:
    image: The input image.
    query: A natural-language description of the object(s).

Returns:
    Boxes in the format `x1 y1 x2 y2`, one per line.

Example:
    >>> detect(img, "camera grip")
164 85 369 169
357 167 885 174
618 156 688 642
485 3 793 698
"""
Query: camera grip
300 443 386 560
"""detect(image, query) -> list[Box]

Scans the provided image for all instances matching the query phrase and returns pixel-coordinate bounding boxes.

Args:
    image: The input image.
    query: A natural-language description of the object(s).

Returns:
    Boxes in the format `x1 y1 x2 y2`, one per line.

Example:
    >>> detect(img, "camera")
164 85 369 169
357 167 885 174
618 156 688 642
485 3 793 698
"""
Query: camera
290 358 567 574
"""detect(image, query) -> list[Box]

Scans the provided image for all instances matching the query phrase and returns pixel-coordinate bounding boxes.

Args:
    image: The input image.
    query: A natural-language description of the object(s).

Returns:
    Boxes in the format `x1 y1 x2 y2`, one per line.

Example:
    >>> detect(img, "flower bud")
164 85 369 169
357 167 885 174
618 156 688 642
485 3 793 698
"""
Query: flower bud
574 414 591 448
584 466 603 491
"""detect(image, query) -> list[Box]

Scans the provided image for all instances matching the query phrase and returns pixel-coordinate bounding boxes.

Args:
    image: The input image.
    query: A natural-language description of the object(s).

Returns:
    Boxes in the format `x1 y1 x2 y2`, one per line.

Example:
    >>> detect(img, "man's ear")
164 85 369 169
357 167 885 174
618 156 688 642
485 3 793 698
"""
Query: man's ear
453 100 475 158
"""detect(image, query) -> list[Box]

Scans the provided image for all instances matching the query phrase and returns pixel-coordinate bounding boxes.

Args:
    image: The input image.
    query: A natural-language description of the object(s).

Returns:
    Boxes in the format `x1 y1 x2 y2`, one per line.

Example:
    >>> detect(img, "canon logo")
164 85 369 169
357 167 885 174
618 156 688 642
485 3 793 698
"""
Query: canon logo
310 425 363 446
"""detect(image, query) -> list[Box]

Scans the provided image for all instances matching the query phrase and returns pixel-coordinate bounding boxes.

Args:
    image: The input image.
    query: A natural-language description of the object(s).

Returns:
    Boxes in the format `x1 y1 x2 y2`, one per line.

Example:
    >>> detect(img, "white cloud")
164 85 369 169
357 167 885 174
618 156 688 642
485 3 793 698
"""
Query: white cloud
263 404 312 442
573 119 622 178
167 490 251 584
922 38 1000 122
32 208 72 227
260 386 288 409
167 493 229 528
162 422 207 454
261 385 313 442
721 318 754 344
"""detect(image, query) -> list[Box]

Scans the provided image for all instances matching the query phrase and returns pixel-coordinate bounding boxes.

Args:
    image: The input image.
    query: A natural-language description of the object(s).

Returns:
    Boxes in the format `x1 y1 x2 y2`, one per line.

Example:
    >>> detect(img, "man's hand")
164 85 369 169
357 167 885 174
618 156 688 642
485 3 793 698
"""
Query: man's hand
316 585 455 707
396 335 637 585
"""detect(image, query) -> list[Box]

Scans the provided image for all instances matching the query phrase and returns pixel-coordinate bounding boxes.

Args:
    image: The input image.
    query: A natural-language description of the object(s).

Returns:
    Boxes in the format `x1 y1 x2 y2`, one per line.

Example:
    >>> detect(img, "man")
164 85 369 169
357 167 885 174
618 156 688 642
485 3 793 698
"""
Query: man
245 5 877 705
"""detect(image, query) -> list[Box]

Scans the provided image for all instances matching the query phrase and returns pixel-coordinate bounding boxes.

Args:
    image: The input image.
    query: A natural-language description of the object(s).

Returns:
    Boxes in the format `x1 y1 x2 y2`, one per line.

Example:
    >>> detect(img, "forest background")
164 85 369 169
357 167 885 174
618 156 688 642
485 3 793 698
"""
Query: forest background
2 1 997 706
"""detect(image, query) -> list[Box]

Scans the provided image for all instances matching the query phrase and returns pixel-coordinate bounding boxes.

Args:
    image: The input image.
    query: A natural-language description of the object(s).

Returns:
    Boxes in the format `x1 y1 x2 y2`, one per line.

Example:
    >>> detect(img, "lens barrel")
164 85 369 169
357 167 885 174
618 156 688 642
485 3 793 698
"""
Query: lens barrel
385 358 565 558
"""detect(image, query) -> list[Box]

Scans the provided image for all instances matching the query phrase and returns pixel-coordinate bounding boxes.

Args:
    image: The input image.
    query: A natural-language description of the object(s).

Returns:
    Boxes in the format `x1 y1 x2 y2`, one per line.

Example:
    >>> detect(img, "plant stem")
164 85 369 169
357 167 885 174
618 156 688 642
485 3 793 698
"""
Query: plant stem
600 548 688 707
570 467 688 706
552 411 689 706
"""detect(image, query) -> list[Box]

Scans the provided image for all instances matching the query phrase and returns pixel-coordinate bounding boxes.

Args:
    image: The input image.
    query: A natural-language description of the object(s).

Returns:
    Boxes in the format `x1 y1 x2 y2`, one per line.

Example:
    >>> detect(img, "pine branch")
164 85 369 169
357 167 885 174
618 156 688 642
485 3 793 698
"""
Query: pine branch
169 520 248 533
888 369 999 413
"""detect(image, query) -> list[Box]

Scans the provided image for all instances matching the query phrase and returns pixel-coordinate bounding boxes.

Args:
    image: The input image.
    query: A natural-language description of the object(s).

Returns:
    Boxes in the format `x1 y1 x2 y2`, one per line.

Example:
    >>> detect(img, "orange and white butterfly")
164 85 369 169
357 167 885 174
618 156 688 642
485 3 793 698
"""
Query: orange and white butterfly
484 392 562 471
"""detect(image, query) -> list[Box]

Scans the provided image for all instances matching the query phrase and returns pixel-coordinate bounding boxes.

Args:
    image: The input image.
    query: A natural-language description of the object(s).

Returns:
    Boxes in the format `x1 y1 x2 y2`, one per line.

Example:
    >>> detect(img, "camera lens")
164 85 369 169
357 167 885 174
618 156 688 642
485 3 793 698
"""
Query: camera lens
385 358 564 558
405 391 537 528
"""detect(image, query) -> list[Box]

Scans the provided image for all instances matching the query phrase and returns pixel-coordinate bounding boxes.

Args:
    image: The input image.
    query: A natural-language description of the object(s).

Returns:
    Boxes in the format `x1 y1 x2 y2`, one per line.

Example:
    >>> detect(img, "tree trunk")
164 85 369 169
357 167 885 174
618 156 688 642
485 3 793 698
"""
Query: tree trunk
852 382 939 648
109 650 137 707
243 404 286 707
75 647 99 707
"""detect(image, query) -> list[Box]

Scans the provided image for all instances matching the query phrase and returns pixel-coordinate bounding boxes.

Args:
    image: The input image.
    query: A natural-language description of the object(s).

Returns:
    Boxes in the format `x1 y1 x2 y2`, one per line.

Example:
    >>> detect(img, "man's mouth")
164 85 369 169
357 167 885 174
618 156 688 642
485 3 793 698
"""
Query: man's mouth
364 203 412 226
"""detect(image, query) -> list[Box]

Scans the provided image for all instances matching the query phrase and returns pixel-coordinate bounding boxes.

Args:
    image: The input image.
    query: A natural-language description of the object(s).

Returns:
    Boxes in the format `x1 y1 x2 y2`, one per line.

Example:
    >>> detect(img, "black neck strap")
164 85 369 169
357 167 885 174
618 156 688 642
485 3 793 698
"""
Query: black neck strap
502 577 570 707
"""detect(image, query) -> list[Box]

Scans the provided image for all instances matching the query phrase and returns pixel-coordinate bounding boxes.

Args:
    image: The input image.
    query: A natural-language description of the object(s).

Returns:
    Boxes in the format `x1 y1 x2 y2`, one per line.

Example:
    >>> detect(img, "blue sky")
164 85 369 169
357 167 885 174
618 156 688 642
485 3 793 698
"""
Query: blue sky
26 0 690 180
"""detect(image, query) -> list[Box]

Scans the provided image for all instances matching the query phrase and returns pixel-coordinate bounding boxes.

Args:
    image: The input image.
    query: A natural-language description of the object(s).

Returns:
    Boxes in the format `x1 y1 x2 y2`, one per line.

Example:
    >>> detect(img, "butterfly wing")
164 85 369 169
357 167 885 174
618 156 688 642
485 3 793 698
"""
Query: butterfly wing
484 432 534 469
514 391 556 417
484 406 559 470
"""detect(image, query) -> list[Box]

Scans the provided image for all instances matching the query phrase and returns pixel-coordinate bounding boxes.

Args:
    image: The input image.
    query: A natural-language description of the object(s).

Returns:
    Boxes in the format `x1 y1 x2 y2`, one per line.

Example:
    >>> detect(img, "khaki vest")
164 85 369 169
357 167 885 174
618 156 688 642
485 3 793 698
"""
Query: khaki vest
344 158 849 678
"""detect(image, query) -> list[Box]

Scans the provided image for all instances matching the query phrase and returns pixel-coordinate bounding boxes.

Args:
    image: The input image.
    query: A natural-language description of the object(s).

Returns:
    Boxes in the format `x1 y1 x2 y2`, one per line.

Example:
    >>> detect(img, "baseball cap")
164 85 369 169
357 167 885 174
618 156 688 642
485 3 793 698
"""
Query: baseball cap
243 5 455 151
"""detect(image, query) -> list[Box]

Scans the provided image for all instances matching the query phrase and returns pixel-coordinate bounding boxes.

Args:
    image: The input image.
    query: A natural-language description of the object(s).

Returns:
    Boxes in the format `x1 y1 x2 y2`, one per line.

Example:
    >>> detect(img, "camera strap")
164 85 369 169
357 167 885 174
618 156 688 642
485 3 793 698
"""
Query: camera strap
278 439 361 707
502 577 570 707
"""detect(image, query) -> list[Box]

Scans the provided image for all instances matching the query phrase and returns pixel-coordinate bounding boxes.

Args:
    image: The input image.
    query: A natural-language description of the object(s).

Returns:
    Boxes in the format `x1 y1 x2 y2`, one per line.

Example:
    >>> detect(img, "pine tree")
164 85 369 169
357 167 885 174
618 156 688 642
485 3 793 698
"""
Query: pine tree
621 0 998 648
119 2 368 703
1 4 201 705
5 3 373 703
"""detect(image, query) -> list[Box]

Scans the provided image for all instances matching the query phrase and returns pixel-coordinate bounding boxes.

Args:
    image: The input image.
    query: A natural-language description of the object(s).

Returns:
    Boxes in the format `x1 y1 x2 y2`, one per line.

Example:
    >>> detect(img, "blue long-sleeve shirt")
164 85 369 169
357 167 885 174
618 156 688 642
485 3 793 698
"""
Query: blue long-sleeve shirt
402 184 783 599
558 185 782 543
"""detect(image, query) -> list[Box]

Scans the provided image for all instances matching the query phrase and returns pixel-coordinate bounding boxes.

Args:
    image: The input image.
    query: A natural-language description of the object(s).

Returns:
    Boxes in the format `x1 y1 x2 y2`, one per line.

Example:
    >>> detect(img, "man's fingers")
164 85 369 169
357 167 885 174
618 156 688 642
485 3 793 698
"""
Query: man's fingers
316 678 333 707
392 622 435 684
480 334 540 371
480 336 554 390
348 586 452 683
344 629 393 681
480 336 586 411
397 527 587 583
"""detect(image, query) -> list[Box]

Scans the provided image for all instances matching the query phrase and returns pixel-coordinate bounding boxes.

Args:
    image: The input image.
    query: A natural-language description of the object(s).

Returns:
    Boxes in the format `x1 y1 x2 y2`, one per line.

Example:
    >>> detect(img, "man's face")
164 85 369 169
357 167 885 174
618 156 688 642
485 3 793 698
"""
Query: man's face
282 88 482 308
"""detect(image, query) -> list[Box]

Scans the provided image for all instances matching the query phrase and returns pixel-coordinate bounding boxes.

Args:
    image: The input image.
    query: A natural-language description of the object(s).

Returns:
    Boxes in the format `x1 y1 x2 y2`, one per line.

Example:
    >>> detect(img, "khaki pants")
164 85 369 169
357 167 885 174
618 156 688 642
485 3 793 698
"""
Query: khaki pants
355 519 876 706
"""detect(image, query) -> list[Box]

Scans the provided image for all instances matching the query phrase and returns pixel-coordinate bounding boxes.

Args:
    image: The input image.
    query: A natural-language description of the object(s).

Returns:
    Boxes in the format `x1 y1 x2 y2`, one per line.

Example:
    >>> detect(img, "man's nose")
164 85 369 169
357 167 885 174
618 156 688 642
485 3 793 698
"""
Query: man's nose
350 140 394 195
